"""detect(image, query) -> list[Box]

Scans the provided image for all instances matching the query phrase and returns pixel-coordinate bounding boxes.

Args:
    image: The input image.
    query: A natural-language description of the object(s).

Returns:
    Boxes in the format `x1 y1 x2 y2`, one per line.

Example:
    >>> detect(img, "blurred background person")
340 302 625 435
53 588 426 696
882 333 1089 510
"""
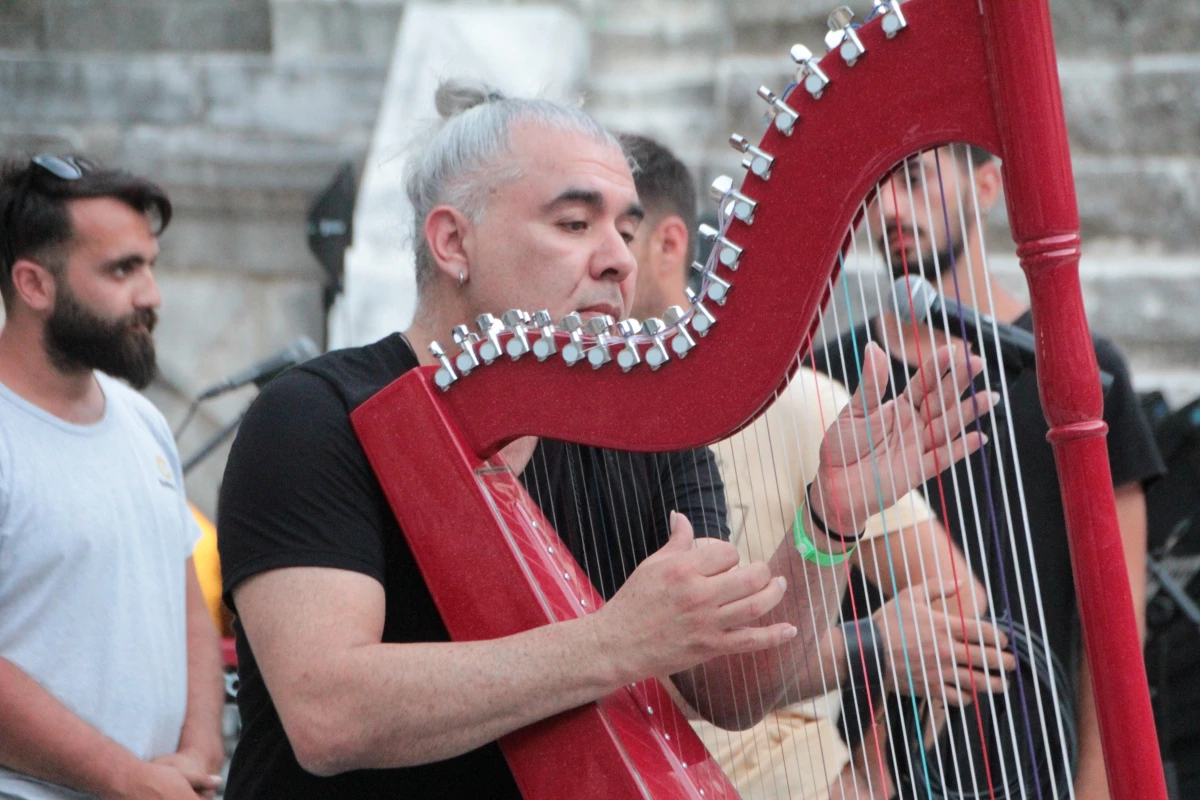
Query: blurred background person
0 155 225 799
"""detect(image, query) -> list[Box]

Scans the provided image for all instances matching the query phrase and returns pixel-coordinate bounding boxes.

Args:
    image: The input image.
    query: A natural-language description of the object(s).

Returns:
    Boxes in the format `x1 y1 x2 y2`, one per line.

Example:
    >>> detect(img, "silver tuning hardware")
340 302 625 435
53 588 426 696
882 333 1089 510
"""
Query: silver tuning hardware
451 325 480 375
709 175 757 224
531 309 558 360
825 6 866 65
559 312 586 365
430 342 457 390
502 309 532 359
698 224 744 269
873 0 907 37
691 262 732 305
757 86 799 136
729 134 775 180
583 315 615 369
475 314 503 364
662 306 696 357
641 318 671 370
615 320 642 371
790 44 830 98
685 287 717 336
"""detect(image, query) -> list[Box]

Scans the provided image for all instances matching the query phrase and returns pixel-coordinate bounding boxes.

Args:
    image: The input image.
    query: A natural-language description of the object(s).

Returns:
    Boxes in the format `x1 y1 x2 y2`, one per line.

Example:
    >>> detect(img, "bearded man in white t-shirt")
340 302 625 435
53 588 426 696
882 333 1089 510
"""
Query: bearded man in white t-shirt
0 155 224 800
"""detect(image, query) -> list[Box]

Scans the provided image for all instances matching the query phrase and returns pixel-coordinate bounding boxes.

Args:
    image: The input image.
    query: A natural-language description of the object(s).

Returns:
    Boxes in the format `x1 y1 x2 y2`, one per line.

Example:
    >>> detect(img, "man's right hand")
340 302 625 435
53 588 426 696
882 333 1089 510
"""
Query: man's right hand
589 511 798 683
105 760 217 800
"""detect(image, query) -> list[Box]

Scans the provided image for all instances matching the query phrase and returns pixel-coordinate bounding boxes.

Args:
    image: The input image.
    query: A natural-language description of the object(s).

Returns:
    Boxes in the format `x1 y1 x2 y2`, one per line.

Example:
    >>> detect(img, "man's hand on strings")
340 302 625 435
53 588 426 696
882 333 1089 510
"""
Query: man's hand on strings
870 581 1015 706
590 511 798 682
812 342 996 534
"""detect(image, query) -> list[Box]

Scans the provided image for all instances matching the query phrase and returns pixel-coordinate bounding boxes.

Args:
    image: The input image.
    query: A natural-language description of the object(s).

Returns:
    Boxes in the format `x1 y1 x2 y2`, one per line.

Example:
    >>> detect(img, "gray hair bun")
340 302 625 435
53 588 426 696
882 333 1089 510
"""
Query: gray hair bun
434 80 507 120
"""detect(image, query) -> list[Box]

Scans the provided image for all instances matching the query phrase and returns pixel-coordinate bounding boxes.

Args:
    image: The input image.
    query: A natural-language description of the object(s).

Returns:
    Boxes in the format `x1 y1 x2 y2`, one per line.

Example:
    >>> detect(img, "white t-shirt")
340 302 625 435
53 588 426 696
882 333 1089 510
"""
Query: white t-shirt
0 373 201 800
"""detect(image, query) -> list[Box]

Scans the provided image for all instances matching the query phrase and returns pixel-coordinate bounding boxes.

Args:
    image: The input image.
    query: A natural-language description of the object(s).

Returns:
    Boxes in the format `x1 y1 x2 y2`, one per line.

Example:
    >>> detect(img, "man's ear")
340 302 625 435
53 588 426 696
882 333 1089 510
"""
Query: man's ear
424 205 474 285
974 161 1003 214
656 214 691 275
9 258 57 313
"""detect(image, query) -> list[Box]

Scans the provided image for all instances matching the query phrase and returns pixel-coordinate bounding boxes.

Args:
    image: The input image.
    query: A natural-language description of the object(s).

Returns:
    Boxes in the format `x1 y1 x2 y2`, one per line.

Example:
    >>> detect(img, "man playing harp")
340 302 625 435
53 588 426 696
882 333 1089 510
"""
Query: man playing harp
217 84 996 798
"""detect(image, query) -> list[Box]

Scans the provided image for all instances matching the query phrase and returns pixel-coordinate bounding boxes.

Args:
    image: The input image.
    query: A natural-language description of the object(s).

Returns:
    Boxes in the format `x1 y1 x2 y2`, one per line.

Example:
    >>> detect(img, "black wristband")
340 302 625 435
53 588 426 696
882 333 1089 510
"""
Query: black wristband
837 616 887 751
806 482 866 544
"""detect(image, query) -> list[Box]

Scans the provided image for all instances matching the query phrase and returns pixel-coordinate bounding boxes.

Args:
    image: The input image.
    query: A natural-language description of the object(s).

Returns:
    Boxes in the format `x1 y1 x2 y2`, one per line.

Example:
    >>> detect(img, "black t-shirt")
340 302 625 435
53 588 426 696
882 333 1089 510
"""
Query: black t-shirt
217 333 728 798
810 311 1165 681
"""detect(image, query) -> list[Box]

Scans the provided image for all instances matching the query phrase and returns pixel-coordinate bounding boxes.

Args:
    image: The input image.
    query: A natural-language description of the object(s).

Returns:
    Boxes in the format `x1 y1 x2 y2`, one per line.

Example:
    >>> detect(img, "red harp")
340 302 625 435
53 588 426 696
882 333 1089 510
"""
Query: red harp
350 0 1166 797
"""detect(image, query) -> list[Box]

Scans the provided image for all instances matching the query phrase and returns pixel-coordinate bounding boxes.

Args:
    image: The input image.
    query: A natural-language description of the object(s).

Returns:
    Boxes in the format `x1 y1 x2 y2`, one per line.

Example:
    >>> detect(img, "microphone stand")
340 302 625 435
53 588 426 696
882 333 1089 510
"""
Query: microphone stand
182 411 247 477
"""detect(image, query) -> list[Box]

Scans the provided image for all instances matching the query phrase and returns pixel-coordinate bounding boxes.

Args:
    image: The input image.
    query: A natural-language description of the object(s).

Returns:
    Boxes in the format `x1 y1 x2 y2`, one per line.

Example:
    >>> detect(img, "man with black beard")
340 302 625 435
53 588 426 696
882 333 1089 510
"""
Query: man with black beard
0 155 224 800
811 145 1164 799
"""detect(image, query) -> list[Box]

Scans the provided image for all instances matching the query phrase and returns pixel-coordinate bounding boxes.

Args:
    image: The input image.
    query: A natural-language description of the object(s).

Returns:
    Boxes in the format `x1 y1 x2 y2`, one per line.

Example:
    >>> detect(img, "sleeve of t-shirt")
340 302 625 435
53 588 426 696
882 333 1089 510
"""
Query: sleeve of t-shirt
656 446 731 543
1094 337 1166 488
217 368 390 611
128 385 204 559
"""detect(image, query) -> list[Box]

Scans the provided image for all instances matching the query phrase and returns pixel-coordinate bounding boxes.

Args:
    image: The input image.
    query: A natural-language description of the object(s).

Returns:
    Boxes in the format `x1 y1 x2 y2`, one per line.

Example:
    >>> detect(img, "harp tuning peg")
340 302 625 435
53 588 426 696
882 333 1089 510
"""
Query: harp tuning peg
583 315 616 369
531 309 558 361
475 313 503 364
501 309 532 360
825 6 866 65
729 133 775 179
615 319 642 372
558 312 585 365
662 306 697 357
756 86 799 136
685 287 718 336
430 341 457 390
698 223 744 270
790 44 830 98
873 0 908 37
709 175 757 224
641 318 671 370
691 261 732 305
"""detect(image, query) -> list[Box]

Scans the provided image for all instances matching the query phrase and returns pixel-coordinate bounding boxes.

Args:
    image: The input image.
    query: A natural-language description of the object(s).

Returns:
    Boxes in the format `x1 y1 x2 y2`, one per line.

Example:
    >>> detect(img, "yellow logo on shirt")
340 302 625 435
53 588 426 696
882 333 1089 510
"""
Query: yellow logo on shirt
156 456 174 483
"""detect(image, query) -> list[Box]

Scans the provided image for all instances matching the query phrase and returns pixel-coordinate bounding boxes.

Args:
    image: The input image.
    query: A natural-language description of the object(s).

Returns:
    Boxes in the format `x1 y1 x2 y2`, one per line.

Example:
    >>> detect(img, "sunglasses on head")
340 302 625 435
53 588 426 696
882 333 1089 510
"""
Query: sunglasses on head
31 153 90 181
2 154 93 273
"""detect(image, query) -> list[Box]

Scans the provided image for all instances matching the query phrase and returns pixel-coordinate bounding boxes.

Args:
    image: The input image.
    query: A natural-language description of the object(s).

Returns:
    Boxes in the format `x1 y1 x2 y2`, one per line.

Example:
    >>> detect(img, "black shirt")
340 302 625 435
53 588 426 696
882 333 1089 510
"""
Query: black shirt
810 311 1165 682
217 333 728 798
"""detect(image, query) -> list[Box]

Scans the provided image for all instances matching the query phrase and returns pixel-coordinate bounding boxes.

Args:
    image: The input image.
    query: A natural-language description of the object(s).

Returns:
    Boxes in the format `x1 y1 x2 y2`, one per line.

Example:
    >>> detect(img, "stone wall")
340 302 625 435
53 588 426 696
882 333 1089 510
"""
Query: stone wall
1 0 1196 517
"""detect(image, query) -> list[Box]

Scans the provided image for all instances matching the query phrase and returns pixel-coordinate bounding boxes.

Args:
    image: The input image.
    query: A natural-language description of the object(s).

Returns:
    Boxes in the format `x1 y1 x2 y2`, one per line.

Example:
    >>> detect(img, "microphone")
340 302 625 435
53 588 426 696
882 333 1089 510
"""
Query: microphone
888 276 1113 391
197 336 321 400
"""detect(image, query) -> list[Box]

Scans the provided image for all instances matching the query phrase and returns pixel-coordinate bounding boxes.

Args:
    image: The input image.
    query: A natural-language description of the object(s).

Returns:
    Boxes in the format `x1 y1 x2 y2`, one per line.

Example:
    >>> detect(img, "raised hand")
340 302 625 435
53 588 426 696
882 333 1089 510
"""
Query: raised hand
590 511 798 682
812 342 996 534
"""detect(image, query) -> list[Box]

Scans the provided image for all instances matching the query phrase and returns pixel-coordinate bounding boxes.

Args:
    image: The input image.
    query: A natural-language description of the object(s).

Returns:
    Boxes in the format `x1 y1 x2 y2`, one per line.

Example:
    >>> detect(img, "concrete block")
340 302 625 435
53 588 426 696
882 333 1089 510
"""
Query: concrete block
0 0 48 50
269 0 406 63
1073 156 1200 250
200 57 387 137
43 0 271 53
1048 0 1200 55
0 53 206 125
1061 55 1200 157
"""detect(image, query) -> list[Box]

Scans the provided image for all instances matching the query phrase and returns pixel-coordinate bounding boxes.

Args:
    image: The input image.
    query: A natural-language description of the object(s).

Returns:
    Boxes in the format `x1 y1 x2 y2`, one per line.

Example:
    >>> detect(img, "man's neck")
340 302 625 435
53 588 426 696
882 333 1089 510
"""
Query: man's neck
0 318 105 424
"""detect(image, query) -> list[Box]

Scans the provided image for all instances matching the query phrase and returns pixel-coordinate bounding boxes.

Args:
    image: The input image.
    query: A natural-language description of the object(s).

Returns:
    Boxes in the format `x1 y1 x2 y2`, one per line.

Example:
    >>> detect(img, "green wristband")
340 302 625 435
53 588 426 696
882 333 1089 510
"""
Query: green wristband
793 503 857 567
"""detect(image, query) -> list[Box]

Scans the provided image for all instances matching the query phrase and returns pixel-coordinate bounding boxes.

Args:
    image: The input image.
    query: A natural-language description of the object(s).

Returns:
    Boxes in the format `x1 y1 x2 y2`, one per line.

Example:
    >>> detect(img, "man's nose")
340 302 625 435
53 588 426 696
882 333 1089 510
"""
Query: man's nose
592 226 637 284
134 268 162 310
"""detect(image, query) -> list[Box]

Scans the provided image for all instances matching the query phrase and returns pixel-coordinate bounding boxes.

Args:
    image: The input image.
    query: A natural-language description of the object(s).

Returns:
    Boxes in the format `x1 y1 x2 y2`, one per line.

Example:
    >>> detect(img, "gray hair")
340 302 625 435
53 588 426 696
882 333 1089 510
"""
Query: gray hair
405 80 622 291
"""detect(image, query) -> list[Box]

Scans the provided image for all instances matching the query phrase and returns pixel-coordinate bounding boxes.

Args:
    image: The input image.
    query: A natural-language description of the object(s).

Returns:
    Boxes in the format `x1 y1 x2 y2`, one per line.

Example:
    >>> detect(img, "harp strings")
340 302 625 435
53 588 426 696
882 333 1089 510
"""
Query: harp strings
507 143 1078 799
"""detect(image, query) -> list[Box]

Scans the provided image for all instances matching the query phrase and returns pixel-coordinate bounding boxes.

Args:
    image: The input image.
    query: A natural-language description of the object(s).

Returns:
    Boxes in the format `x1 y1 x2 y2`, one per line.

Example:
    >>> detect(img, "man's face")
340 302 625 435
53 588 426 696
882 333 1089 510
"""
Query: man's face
875 148 973 282
43 198 162 389
462 123 642 324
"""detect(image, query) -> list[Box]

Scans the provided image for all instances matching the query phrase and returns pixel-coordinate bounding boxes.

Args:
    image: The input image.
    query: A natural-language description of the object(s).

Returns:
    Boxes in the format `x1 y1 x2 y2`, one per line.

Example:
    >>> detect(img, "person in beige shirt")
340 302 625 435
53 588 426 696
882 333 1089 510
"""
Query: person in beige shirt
622 133 1009 800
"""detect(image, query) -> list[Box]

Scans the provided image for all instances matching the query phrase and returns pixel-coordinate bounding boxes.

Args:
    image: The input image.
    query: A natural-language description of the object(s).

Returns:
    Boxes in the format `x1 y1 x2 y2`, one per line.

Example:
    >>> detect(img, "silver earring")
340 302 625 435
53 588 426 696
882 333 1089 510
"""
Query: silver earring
458 270 467 288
